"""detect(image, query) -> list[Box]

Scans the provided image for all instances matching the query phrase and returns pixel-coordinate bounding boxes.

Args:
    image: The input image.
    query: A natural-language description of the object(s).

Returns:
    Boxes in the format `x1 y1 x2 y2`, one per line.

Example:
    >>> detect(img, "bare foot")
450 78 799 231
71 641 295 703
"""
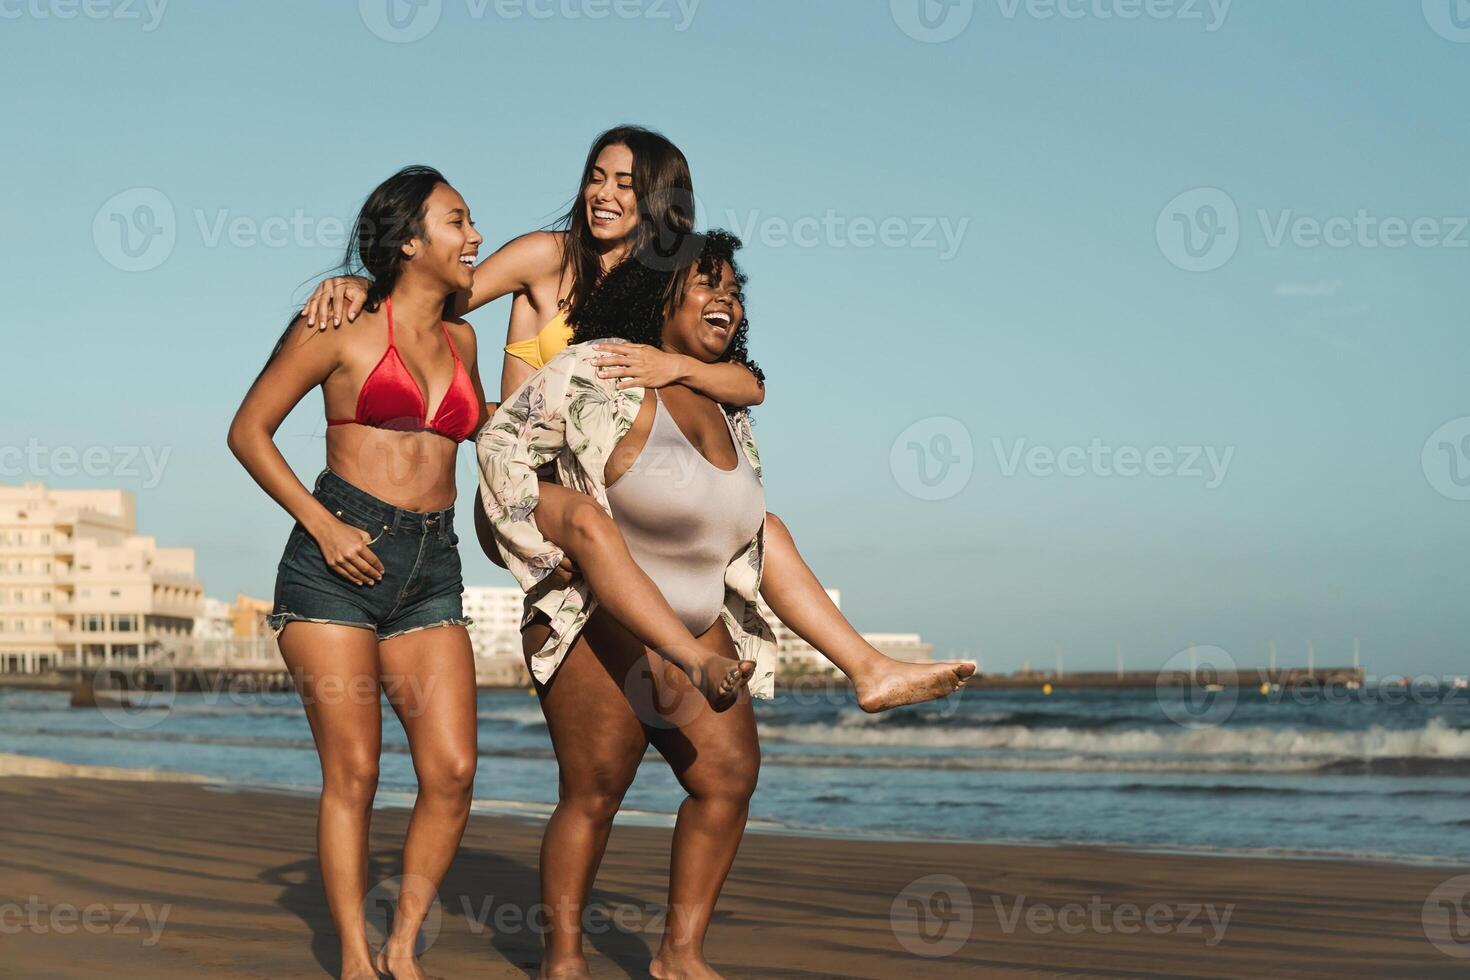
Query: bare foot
855 660 976 713
649 953 726 980
539 954 593 979
340 961 380 980
375 944 441 980
684 653 755 708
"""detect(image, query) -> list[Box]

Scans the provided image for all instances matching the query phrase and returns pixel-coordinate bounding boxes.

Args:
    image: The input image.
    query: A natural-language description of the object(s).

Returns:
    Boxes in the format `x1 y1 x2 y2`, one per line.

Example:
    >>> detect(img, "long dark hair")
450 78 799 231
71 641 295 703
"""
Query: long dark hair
261 165 448 374
347 164 448 312
553 125 696 318
569 229 762 411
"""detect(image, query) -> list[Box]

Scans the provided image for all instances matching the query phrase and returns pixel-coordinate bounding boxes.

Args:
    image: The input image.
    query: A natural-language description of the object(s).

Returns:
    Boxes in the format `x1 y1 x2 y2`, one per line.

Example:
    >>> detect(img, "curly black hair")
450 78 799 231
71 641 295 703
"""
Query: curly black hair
568 229 764 407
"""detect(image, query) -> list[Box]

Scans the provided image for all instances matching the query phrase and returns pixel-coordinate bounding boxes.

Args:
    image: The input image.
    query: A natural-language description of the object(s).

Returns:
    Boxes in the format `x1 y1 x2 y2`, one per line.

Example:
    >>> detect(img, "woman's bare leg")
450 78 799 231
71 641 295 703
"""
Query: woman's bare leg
530 614 652 980
373 624 479 980
478 482 753 705
277 622 384 980
646 620 760 980
760 512 975 711
483 486 969 711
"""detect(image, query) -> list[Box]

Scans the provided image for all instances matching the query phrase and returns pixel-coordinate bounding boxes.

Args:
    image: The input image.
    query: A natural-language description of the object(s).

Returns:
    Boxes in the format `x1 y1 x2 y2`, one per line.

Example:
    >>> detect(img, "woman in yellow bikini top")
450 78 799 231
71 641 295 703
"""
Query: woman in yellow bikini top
502 306 575 371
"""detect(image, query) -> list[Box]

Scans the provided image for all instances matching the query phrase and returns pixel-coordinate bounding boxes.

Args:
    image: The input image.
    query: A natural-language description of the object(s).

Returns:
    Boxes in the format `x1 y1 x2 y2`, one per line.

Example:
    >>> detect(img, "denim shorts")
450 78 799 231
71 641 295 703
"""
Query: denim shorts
268 468 472 640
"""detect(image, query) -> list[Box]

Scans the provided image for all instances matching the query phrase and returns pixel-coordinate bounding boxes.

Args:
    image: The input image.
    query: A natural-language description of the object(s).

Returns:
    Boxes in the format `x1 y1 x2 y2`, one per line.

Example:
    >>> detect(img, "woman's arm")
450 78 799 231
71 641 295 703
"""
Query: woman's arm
454 230 561 320
475 351 578 589
589 342 766 407
302 231 561 329
226 319 385 585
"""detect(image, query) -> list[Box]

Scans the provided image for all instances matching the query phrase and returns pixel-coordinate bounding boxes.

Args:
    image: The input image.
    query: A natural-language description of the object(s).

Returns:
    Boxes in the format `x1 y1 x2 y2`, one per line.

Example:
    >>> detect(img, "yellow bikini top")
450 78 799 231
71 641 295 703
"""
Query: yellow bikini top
503 309 575 369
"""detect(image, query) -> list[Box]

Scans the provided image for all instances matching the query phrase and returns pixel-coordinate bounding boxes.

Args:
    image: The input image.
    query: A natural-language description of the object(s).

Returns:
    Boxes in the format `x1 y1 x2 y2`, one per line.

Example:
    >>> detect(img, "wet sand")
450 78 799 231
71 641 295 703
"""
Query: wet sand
0 773 1461 978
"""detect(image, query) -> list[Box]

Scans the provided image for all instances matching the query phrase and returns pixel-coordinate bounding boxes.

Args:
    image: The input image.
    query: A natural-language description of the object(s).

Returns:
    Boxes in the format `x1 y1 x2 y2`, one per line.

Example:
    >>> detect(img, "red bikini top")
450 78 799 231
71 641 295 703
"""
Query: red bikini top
328 296 479 443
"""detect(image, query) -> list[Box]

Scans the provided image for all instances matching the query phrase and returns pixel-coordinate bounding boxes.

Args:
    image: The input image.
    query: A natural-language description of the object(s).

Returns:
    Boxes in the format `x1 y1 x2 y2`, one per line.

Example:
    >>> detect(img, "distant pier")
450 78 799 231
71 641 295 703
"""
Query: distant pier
979 666 1366 691
0 663 1373 700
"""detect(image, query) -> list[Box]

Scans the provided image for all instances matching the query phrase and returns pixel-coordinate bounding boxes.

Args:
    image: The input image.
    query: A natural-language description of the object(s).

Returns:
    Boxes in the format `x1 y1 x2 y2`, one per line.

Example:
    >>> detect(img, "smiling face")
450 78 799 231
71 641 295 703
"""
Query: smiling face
583 143 638 244
403 182 483 292
661 259 744 362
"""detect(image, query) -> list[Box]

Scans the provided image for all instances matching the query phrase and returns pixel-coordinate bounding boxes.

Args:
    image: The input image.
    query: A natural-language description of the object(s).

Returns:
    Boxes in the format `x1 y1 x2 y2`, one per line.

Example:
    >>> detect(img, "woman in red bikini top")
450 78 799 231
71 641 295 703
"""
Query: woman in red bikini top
226 166 488 980
327 293 479 442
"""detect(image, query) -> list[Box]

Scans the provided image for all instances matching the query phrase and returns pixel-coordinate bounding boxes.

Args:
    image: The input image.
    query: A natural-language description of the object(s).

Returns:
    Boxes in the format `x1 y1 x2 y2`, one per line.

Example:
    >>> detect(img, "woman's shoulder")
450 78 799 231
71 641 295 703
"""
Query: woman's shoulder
307 305 388 355
502 229 566 269
444 317 477 350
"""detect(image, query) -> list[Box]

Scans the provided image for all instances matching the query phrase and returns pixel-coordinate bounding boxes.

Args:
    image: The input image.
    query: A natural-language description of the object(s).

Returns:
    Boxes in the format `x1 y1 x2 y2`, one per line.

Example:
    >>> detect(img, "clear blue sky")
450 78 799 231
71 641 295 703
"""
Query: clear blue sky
3 1 1467 676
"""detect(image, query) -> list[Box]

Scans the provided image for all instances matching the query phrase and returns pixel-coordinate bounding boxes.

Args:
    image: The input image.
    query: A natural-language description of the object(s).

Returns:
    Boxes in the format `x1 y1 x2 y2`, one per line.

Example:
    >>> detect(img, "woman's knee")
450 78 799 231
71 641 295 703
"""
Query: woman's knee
683 751 760 806
561 497 619 553
763 510 788 540
559 765 636 823
420 751 477 800
324 753 380 803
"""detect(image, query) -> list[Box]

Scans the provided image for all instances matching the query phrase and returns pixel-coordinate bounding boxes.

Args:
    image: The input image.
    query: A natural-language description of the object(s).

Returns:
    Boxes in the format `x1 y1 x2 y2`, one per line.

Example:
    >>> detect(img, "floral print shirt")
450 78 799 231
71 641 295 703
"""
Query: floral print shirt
475 340 777 697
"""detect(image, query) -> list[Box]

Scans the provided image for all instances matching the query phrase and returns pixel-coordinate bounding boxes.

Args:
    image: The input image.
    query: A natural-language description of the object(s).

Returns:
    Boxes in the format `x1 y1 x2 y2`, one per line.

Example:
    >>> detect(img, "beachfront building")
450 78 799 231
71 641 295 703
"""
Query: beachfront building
756 589 839 674
0 482 203 674
432 583 939 687
462 585 532 685
194 597 233 642
184 593 278 670
754 590 935 675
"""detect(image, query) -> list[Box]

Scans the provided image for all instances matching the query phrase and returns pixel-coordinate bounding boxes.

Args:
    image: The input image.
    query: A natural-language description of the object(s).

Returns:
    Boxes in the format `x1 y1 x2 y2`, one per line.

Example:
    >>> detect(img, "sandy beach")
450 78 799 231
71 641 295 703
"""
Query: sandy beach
0 770 1461 979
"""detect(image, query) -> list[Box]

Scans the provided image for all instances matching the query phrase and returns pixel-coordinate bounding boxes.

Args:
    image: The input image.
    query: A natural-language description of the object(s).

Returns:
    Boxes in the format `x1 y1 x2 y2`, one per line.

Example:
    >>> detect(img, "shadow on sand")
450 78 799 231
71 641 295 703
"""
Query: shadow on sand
261 843 660 978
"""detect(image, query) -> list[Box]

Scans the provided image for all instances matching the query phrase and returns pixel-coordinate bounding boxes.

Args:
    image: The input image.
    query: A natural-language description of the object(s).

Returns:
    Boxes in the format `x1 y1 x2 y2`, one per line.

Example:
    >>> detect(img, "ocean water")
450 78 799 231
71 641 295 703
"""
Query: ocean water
3 682 1468 865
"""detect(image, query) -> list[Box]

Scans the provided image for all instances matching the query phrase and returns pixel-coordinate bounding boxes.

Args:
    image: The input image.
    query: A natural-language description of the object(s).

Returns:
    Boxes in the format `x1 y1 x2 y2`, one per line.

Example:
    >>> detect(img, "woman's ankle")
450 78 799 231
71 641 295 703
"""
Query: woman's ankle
655 938 707 965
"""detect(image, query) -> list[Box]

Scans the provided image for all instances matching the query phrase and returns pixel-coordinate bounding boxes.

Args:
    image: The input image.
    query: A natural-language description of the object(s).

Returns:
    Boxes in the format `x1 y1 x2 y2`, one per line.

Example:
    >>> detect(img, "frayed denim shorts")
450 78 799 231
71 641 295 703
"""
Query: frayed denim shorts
268 468 472 641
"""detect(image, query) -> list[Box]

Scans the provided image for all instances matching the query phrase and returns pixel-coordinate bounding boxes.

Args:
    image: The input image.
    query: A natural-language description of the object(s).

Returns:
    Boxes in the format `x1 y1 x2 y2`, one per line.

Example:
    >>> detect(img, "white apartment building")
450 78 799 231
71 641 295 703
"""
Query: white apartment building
194 597 233 642
859 632 935 662
0 482 203 674
462 585 527 662
756 589 842 673
457 584 932 683
755 589 933 674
